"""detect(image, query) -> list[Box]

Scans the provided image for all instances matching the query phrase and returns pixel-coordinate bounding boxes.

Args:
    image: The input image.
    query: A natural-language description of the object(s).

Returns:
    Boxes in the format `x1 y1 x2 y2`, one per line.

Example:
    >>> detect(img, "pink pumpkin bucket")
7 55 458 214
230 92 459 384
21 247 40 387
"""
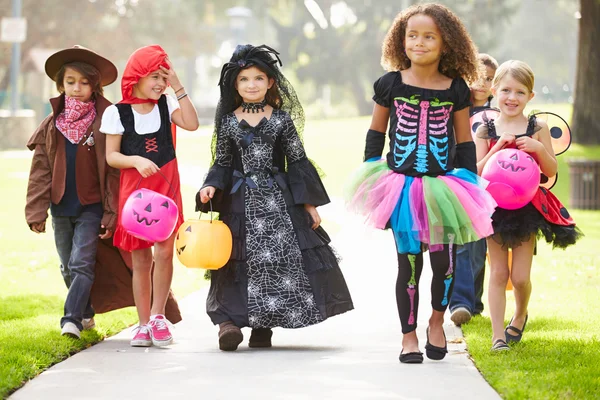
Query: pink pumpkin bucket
121 173 179 242
482 148 540 210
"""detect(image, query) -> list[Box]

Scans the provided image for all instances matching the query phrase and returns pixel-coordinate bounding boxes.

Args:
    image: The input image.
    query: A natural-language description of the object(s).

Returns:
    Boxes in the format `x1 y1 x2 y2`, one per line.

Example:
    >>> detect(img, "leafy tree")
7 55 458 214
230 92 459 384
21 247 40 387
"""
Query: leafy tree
0 0 237 93
571 0 600 144
244 0 519 115
0 0 128 92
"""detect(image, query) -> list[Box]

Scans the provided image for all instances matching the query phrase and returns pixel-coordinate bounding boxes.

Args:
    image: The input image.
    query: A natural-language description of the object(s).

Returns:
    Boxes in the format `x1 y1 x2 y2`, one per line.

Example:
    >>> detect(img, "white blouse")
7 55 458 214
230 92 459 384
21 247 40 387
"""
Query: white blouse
100 95 180 135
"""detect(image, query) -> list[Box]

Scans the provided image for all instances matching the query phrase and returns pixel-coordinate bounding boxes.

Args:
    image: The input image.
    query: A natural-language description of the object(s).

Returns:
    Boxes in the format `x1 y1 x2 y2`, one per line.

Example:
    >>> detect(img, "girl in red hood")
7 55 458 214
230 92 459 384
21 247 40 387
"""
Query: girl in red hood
103 45 199 347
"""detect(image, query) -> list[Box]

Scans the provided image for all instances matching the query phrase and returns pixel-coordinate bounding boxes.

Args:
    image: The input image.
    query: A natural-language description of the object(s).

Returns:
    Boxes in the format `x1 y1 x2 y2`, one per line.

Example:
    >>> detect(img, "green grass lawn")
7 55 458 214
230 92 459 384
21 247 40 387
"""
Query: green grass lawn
0 150 207 398
2 104 599 398
459 132 600 399
462 209 600 400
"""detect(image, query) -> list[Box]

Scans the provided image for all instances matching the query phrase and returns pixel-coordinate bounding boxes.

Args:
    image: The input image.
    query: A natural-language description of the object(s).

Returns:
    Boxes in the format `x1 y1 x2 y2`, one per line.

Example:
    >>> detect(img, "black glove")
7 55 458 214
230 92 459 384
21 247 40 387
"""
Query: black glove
364 129 386 161
455 141 477 174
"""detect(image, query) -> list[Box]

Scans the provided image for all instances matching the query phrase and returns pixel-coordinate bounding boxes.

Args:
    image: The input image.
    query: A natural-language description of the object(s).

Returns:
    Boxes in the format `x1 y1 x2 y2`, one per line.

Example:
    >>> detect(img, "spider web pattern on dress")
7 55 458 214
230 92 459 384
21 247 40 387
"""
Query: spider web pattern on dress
222 109 322 328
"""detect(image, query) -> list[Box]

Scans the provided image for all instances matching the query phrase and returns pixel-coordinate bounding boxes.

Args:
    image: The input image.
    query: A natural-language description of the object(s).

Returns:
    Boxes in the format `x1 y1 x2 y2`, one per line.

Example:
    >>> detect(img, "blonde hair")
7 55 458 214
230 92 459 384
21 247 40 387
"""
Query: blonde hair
493 60 535 93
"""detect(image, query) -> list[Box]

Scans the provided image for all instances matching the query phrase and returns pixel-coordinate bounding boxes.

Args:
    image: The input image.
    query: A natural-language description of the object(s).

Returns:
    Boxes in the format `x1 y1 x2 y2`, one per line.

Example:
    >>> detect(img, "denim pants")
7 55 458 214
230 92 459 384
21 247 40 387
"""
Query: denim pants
52 211 101 330
449 239 487 314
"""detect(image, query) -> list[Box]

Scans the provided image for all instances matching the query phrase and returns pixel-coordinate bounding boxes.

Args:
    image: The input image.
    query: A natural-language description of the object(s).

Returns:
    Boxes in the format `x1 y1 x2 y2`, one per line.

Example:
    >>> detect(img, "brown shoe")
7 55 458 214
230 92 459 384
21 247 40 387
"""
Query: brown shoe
248 328 273 348
218 321 243 351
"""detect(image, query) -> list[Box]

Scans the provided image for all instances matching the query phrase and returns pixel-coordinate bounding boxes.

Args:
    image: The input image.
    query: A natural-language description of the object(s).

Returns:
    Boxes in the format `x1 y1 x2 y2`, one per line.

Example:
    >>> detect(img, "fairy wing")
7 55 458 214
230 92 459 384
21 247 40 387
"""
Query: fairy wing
469 108 500 141
531 112 572 156
540 172 557 190
530 111 572 190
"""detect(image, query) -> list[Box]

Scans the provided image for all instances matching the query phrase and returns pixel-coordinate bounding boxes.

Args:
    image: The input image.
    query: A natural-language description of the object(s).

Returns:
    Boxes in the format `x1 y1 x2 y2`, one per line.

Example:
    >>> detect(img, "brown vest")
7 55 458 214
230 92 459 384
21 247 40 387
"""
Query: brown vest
51 124 101 205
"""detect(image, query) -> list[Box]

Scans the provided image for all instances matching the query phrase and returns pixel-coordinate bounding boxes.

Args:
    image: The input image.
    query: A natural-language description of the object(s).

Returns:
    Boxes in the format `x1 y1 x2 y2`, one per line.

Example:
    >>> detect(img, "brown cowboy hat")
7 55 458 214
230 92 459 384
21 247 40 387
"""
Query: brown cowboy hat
45 45 118 87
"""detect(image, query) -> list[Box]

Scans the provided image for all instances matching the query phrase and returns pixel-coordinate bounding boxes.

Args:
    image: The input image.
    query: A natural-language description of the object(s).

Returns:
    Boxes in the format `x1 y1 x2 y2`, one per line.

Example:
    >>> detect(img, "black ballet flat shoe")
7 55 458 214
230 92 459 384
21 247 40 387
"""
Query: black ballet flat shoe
248 328 273 348
505 314 528 343
425 327 448 360
491 339 510 352
399 350 424 364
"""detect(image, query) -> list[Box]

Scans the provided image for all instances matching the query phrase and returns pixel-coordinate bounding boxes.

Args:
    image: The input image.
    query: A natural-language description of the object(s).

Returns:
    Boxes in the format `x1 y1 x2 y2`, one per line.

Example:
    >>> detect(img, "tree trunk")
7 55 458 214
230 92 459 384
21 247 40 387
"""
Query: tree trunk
350 79 373 116
571 0 600 145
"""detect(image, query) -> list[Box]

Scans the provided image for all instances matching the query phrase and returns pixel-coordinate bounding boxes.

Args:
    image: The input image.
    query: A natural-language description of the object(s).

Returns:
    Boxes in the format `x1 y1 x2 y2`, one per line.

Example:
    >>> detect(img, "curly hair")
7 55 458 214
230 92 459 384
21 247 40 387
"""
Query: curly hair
381 3 479 84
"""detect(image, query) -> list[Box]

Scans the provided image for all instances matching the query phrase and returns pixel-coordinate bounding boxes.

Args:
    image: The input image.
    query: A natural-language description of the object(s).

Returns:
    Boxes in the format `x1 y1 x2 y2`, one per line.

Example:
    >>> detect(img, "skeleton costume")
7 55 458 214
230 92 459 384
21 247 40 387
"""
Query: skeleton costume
198 45 353 330
346 71 497 334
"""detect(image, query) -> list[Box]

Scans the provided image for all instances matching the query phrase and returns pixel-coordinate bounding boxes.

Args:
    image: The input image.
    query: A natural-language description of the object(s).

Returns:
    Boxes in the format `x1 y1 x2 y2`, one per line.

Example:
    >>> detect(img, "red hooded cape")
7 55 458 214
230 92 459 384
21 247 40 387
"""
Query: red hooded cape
120 45 169 105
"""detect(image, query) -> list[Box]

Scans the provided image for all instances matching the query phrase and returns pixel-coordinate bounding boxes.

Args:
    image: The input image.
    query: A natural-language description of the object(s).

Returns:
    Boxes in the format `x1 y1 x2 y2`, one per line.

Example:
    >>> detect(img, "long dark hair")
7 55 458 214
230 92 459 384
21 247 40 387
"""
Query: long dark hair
211 44 306 165
230 69 283 111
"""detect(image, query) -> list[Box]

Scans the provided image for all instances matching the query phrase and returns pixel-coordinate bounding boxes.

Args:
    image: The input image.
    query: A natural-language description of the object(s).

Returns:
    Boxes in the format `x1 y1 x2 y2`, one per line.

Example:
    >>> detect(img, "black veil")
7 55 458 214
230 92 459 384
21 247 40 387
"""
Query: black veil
211 44 307 166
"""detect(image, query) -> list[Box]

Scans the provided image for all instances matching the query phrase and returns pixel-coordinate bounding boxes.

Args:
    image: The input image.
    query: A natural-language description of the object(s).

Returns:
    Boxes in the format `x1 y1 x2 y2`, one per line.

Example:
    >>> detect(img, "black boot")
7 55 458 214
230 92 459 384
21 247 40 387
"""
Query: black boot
248 328 273 348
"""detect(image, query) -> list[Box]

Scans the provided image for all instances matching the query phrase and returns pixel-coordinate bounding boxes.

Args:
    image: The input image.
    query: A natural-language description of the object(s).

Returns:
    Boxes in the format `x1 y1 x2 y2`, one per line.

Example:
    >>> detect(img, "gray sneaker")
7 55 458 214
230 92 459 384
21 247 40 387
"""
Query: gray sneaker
82 318 96 330
450 307 472 326
61 322 81 339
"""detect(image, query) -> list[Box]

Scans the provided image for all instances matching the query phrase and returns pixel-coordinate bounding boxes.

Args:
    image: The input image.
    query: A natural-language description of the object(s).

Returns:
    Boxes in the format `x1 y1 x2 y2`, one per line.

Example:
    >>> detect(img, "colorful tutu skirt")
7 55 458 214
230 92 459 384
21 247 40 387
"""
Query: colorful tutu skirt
345 160 497 254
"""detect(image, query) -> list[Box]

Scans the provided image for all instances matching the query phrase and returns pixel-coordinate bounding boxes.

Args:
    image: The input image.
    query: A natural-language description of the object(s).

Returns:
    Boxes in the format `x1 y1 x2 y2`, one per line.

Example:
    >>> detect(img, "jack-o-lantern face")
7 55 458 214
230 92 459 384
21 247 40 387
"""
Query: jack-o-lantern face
175 219 232 270
497 151 536 172
131 191 172 226
482 149 541 210
121 188 179 242
176 225 193 255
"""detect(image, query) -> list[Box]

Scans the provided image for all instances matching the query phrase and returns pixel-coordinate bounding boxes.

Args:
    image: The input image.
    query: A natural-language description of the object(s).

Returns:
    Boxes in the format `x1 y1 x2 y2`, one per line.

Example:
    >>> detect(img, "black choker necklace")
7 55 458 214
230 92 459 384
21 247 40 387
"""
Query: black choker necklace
241 99 267 113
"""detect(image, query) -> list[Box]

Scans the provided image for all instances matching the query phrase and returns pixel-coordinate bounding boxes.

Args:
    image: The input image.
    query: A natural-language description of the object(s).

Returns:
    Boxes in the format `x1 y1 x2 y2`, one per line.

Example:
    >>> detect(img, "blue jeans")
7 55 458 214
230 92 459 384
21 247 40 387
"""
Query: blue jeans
449 239 487 314
52 211 101 330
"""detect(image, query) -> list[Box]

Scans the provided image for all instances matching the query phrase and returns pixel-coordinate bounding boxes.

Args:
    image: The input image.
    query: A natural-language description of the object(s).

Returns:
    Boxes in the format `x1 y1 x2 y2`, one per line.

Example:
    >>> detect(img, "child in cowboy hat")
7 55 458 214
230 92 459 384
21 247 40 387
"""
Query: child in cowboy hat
25 45 121 338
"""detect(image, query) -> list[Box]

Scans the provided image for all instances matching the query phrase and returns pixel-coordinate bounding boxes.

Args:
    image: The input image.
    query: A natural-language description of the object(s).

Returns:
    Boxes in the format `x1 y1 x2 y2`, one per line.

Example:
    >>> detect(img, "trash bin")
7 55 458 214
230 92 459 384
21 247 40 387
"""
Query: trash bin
567 159 600 210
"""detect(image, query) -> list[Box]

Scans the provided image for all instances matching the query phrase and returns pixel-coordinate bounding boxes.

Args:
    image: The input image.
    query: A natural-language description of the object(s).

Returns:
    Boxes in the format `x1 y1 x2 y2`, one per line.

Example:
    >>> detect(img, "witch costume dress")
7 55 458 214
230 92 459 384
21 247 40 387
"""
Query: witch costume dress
198 109 353 329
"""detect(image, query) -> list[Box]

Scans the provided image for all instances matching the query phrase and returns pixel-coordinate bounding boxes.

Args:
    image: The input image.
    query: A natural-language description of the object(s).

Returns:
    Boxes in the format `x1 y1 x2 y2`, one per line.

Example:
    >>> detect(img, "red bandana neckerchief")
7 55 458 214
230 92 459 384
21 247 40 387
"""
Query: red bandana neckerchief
120 44 169 105
55 96 97 144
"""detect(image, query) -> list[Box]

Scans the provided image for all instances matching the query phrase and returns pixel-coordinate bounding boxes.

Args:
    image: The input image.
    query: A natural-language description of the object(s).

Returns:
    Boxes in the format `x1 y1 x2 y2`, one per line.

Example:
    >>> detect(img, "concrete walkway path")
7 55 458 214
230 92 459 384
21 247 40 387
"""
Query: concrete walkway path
11 202 500 400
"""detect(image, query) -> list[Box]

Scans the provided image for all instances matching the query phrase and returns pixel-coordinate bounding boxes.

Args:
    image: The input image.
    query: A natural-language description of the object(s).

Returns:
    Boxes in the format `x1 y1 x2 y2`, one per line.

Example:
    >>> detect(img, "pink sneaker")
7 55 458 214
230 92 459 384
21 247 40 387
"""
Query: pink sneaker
148 315 173 346
130 325 152 347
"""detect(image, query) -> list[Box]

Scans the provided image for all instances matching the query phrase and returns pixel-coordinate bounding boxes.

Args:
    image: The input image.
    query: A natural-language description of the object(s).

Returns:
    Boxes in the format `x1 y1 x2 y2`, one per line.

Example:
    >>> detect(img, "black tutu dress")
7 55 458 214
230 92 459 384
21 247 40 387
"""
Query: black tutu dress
480 115 582 249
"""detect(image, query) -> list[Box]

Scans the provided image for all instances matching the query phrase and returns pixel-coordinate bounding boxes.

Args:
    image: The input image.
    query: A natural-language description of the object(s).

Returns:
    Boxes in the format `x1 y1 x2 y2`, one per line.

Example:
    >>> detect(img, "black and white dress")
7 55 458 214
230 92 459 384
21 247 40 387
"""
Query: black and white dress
198 109 353 329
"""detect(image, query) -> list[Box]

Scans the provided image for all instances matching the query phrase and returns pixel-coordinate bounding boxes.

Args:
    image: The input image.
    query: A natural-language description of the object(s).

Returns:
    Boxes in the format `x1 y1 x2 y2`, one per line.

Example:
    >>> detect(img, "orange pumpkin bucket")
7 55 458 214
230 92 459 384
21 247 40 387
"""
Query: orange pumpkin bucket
175 201 232 270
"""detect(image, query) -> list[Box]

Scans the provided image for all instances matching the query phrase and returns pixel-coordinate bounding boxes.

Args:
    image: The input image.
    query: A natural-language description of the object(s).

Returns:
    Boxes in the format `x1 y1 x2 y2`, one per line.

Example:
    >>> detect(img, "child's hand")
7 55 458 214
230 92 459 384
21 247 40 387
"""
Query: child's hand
304 204 321 229
496 132 515 149
134 157 159 178
99 225 113 239
159 59 183 92
199 186 215 204
30 221 46 233
515 136 543 154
